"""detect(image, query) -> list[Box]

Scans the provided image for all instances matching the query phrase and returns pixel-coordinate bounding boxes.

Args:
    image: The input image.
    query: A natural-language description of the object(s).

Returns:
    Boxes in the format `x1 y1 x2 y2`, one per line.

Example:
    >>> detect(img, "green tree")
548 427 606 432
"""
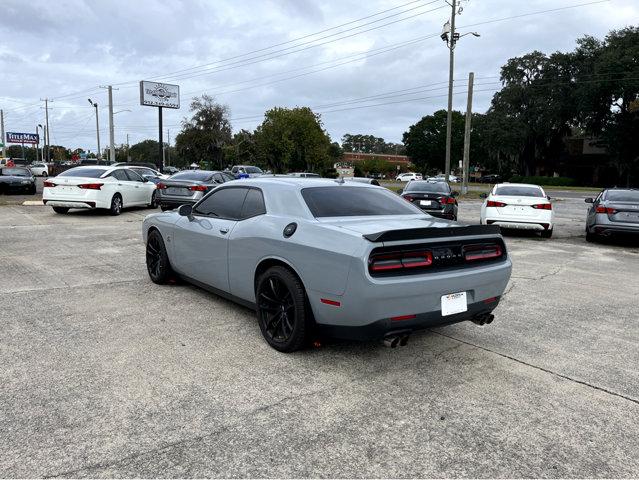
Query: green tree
402 110 465 174
341 134 404 154
254 107 332 173
129 140 160 164
175 95 233 170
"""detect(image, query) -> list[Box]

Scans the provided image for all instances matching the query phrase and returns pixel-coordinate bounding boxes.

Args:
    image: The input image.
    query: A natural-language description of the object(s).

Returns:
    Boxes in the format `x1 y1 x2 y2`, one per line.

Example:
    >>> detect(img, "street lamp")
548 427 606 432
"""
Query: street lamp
88 99 101 160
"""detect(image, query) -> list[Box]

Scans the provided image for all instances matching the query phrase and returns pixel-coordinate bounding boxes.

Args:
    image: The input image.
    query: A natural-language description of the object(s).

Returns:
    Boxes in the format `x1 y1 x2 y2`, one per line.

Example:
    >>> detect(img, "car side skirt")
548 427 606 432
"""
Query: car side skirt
179 273 257 311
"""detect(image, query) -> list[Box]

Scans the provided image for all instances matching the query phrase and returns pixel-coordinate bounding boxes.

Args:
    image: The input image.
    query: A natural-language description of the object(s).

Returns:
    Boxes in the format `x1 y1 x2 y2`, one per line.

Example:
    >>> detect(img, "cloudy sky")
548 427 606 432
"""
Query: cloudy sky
0 0 636 153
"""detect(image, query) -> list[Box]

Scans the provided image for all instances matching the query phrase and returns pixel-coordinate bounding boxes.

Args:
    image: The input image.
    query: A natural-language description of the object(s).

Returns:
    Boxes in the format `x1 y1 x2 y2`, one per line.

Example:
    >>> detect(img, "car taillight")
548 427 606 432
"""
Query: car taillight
532 203 552 210
77 183 103 190
440 196 455 204
486 200 507 207
596 206 617 214
403 195 414 202
188 185 208 191
43 180 56 188
463 244 503 261
369 251 433 273
157 183 168 190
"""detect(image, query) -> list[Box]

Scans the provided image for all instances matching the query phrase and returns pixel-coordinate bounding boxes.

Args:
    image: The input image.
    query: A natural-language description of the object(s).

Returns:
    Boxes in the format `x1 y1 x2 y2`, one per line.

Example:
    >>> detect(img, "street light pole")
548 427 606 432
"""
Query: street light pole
88 99 101 160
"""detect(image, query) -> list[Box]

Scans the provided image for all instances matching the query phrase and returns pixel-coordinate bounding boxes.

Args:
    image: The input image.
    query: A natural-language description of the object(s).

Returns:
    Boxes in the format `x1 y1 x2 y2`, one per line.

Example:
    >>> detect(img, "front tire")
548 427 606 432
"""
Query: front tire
109 194 122 216
256 266 310 352
146 230 173 284
52 207 69 214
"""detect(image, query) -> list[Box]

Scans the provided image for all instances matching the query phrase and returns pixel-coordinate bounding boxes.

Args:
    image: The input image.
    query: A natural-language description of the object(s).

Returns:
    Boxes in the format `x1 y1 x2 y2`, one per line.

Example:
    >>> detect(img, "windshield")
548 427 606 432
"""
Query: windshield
495 186 544 197
245 166 263 174
2 167 30 176
170 171 213 181
302 186 422 217
59 168 106 178
605 190 639 202
405 181 450 193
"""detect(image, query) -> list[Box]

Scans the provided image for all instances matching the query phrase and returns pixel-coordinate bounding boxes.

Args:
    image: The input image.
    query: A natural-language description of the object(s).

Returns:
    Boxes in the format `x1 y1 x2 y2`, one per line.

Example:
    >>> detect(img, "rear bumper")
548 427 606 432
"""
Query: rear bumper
486 220 549 231
159 198 197 209
421 208 456 219
43 200 96 209
592 223 639 235
318 298 500 341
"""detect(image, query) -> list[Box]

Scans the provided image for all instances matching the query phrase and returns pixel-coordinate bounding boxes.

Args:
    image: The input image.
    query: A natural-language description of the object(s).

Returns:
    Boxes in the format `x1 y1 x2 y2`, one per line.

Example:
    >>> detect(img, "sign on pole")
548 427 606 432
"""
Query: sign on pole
7 132 39 145
139 81 180 109
140 81 180 171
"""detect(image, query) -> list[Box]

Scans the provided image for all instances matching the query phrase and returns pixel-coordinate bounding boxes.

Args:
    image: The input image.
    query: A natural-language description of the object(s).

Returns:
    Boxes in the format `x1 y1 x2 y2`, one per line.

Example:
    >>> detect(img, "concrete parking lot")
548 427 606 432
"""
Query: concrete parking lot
1 193 638 477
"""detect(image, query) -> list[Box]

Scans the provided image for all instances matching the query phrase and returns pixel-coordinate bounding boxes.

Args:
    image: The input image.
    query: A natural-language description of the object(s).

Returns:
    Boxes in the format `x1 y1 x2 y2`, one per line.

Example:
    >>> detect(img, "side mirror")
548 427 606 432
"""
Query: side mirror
547 195 551 201
451 191 459 197
585 197 594 203
178 204 193 219
479 193 488 199
142 177 149 183
398 189 403 195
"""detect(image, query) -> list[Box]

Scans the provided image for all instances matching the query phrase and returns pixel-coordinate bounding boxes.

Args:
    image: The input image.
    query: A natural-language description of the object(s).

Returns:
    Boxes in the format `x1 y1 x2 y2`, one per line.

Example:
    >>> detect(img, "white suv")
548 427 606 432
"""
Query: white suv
396 172 422 182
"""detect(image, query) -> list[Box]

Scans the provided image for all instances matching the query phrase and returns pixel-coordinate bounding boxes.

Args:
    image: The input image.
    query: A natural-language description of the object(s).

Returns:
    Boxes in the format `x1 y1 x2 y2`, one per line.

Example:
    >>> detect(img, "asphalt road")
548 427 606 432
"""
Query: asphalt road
1 196 638 478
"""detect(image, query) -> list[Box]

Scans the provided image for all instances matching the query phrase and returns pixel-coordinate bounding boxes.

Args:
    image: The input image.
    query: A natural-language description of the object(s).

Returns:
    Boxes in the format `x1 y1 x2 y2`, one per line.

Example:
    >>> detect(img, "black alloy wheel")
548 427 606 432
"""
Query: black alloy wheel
110 194 122 216
148 190 159 208
256 266 309 352
146 230 173 284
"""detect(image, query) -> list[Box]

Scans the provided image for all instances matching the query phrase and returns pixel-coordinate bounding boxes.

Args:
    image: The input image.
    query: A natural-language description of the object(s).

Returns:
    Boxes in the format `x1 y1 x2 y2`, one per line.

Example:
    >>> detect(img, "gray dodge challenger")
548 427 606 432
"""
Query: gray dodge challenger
143 178 512 352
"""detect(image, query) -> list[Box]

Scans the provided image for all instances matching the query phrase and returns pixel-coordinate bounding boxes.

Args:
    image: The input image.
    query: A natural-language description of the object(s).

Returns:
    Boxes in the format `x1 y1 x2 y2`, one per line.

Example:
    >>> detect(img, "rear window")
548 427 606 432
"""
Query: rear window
59 168 106 178
2 167 30 176
246 166 263 174
302 186 421 217
405 181 450 193
170 171 213 181
605 190 639 202
495 186 544 197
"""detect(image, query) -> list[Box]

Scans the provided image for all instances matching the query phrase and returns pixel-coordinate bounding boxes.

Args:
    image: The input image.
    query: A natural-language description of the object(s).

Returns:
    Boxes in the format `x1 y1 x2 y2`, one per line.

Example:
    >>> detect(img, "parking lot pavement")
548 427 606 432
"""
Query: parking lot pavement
1 198 638 478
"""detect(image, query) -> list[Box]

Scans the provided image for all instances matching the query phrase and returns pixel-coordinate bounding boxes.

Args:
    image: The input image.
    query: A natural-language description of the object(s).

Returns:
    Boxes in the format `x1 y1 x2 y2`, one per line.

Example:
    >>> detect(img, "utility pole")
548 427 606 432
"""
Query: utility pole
166 128 171 166
158 107 163 171
0 109 5 158
40 98 51 162
88 99 101 160
35 124 40 162
126 133 131 162
443 0 457 183
462 72 474 195
101 85 117 163
441 2 479 182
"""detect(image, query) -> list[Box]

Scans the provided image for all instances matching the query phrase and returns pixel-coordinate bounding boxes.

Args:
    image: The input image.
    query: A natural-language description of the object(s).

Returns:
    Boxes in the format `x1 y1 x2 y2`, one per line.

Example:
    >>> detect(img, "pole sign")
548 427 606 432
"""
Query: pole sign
139 81 180 109
7 132 39 144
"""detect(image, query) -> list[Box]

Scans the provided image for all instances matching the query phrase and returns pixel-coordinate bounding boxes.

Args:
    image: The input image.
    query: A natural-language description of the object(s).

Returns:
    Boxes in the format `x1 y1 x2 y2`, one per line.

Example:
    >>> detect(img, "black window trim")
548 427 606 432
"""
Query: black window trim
192 185 266 221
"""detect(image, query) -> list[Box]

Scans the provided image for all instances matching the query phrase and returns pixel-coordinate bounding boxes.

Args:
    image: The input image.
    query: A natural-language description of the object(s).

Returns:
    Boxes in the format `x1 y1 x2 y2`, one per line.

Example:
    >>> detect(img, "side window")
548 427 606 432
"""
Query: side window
222 172 235 182
213 173 224 184
231 167 238 173
125 169 144 182
194 187 248 219
240 189 266 219
110 169 128 181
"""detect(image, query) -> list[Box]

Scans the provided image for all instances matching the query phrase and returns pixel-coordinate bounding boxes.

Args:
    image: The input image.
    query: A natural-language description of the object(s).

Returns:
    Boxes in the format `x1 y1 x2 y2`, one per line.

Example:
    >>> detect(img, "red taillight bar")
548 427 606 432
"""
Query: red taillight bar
463 244 503 262
440 196 455 204
188 185 208 191
77 183 103 190
403 195 414 202
43 180 56 188
596 206 616 214
369 251 433 272
486 200 507 207
532 203 552 210
157 183 168 190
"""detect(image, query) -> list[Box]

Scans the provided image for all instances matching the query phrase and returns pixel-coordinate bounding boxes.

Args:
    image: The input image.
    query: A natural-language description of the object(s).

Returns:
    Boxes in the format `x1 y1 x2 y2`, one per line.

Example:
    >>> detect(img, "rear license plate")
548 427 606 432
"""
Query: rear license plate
420 200 432 206
618 212 639 221
166 187 188 196
441 292 467 316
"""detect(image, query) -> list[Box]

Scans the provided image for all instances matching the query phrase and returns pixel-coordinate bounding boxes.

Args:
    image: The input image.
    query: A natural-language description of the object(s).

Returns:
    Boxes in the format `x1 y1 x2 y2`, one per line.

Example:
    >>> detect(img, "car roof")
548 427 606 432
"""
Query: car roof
494 183 542 189
238 177 374 189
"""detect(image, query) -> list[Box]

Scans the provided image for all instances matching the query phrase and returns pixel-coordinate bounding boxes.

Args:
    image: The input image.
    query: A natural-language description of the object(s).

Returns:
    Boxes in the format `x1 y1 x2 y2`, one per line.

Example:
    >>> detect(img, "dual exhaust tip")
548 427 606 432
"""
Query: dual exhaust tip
471 313 494 326
383 334 409 348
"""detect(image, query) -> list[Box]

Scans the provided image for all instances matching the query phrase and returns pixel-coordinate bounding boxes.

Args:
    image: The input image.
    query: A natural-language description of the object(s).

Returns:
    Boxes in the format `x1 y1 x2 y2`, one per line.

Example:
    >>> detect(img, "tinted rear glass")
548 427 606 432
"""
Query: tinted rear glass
405 181 450 193
245 166 263 174
302 186 421 217
170 171 213 181
606 190 639 202
58 168 106 178
495 186 544 197
2 167 30 176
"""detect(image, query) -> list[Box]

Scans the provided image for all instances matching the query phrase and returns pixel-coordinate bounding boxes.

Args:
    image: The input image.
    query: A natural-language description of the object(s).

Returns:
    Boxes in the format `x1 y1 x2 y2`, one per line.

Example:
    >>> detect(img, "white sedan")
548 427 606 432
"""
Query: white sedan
29 163 49 176
396 172 423 182
43 166 158 215
480 183 554 238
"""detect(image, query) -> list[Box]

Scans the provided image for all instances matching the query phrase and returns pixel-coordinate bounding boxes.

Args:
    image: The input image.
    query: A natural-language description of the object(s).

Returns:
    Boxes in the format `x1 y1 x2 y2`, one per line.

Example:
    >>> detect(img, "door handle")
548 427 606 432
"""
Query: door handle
219 227 229 234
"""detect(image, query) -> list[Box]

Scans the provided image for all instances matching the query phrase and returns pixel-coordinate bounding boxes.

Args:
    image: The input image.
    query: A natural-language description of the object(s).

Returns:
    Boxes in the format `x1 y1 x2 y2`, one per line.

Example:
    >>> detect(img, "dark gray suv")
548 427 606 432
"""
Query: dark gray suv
585 188 639 242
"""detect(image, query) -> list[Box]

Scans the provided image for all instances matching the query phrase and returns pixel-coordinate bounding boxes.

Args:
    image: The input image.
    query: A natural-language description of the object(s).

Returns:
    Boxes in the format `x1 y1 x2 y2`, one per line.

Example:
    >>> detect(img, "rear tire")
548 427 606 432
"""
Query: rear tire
52 207 69 214
160 205 172 212
256 266 310 353
541 228 553 238
146 230 173 284
148 190 158 208
586 228 596 243
109 194 122 216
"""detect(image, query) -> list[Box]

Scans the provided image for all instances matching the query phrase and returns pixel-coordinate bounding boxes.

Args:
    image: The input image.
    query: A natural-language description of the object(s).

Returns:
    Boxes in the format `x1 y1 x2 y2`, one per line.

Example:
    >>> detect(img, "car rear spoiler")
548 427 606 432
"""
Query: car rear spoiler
363 224 501 242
